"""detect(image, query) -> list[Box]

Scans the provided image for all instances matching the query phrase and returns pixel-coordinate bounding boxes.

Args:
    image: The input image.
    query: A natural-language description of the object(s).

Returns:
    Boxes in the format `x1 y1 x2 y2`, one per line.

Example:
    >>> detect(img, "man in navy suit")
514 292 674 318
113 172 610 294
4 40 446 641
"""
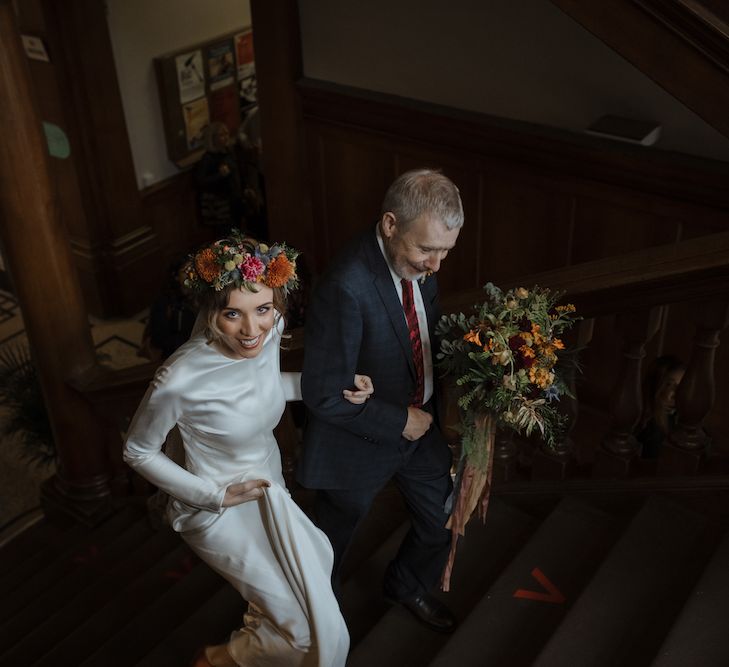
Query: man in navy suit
299 169 463 632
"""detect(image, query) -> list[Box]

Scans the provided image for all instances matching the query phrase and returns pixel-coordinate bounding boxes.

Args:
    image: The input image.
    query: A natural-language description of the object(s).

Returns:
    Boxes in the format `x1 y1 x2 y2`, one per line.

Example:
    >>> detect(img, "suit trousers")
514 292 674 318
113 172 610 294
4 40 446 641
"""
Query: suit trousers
314 426 452 600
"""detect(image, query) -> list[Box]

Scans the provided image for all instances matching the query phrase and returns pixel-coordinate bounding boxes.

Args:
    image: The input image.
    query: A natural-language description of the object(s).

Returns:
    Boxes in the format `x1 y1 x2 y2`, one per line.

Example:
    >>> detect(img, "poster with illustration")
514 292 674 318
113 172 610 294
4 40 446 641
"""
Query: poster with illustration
183 96 209 150
207 40 235 91
175 50 205 104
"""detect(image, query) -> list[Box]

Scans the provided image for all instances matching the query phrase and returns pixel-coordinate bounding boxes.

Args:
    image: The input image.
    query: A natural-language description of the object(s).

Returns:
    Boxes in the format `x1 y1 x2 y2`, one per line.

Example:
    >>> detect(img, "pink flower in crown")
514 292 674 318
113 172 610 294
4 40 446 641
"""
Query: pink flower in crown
239 254 265 282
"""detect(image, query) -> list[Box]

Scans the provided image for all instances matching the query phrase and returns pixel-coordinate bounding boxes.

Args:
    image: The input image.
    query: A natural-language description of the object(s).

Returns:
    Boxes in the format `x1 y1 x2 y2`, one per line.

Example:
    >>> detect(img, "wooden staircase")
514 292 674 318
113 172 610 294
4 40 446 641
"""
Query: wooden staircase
4 220 725 666
2 488 729 666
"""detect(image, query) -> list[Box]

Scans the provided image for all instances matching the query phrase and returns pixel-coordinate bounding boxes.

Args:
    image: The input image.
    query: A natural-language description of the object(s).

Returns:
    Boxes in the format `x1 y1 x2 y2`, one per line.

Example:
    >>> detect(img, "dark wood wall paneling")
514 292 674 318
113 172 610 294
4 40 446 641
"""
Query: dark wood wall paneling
299 80 729 288
297 79 729 446
139 170 209 272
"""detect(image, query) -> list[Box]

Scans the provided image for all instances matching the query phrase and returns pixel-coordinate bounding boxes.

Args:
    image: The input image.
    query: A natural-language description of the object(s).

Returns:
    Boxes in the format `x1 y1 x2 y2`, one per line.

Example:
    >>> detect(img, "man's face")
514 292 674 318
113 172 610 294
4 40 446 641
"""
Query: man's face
381 212 460 281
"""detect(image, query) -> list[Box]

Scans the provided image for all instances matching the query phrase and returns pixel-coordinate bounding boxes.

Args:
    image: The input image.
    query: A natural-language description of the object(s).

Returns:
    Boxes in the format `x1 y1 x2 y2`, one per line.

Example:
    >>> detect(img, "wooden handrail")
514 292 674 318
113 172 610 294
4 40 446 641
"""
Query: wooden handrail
441 230 729 318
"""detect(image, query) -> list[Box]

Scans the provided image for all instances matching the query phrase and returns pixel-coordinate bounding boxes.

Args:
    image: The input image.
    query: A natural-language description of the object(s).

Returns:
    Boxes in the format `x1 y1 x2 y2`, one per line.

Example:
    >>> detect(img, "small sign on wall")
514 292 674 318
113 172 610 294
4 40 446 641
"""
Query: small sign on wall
43 122 71 159
21 35 50 62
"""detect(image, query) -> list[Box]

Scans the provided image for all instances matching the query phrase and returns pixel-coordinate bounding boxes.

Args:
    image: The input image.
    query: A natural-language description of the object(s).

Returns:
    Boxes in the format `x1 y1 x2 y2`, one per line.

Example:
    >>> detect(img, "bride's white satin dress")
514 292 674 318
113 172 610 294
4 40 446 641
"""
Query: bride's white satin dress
123 319 349 666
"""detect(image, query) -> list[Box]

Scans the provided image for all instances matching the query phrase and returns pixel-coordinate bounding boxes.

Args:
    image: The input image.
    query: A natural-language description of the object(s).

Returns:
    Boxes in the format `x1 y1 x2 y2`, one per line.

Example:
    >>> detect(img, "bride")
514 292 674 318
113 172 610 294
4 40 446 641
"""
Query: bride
123 233 369 667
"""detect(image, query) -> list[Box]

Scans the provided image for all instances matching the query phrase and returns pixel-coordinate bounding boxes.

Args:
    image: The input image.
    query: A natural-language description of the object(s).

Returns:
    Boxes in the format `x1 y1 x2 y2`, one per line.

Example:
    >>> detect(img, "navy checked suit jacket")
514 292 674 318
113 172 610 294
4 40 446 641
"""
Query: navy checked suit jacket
298 228 450 490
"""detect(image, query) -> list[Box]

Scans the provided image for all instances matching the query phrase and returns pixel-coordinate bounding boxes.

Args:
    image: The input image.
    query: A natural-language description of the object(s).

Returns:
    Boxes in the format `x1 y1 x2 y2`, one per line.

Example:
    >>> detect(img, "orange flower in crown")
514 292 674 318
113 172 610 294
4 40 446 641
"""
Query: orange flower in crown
194 248 220 284
265 254 296 289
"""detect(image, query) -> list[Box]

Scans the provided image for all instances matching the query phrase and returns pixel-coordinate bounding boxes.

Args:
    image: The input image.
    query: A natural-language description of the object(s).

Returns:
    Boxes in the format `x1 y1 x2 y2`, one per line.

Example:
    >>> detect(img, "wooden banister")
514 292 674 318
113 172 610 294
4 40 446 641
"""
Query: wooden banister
440 230 729 319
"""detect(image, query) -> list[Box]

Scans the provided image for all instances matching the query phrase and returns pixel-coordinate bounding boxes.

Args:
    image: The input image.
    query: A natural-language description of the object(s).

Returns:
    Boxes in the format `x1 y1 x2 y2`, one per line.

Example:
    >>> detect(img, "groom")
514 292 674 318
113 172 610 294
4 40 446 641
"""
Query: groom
299 169 463 632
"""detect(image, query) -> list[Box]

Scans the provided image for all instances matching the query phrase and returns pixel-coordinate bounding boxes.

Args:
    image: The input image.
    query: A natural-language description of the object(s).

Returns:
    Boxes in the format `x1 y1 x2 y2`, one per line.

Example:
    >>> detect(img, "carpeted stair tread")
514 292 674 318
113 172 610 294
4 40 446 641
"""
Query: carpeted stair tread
346 498 537 667
80 561 226 667
430 495 625 667
134 584 244 667
28 542 197 667
0 524 182 665
0 512 155 650
339 522 409 646
0 516 89 595
532 495 715 667
0 512 75 571
0 504 145 626
650 528 729 667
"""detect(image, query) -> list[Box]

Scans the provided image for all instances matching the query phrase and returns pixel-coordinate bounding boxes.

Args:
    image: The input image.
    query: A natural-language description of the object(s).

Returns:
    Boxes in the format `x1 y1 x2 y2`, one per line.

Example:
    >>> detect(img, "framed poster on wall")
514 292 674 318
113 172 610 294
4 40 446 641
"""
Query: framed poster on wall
155 27 255 166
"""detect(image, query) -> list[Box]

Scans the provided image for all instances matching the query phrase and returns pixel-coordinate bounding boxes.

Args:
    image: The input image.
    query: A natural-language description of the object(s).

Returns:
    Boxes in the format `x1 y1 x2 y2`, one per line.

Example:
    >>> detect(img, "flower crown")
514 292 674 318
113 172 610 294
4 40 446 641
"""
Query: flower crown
182 230 299 296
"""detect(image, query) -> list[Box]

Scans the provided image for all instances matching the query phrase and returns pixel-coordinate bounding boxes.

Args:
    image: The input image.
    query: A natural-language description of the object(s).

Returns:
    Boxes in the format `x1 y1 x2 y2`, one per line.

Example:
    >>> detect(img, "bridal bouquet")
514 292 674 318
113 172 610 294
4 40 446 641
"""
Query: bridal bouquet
437 283 579 590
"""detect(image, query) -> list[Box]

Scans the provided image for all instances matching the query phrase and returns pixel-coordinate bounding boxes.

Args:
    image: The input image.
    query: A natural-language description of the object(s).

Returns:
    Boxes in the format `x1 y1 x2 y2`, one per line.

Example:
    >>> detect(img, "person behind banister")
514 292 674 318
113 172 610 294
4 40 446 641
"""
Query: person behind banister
636 354 686 459
123 231 372 667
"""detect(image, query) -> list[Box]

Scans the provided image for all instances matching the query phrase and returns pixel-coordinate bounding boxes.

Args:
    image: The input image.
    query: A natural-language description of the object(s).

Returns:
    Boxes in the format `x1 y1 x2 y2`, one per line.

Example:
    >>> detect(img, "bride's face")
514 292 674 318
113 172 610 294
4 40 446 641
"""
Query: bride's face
214 286 275 359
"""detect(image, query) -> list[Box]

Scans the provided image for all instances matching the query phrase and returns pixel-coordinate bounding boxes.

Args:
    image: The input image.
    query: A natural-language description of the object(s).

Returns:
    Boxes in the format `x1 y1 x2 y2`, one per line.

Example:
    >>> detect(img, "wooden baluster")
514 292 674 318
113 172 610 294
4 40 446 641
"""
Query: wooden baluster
658 300 729 475
595 306 663 478
493 429 517 483
278 333 304 488
273 404 299 490
533 318 594 480
438 378 464 477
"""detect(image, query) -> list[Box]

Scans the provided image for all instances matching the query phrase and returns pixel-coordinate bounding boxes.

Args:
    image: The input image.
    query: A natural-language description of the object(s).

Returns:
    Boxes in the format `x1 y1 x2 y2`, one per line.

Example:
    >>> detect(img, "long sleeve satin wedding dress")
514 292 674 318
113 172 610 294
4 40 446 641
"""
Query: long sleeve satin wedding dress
124 317 349 666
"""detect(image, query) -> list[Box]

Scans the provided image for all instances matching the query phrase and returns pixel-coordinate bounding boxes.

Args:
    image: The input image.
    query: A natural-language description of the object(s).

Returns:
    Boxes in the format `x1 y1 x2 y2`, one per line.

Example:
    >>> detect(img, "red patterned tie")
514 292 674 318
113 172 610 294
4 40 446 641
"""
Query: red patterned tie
401 279 424 408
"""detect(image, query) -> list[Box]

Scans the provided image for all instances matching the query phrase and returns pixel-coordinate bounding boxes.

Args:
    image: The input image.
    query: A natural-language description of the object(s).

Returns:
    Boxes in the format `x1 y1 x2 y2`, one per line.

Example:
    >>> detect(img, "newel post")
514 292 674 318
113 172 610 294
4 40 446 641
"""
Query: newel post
594 306 663 478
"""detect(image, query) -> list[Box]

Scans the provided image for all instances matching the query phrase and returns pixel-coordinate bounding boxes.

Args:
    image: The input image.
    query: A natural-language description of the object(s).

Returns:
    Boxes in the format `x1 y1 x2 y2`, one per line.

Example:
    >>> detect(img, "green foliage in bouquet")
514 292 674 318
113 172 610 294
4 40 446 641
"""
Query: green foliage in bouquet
437 282 580 450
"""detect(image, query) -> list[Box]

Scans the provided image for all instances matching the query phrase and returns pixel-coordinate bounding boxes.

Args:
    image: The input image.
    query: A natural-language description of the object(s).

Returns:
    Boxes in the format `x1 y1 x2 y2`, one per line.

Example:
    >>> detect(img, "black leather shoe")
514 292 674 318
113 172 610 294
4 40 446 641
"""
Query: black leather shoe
387 592 457 633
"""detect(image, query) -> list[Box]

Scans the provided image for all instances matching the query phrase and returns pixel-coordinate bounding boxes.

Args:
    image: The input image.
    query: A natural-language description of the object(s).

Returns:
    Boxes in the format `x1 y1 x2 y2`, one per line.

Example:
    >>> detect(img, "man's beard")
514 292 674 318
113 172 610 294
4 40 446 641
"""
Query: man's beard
382 237 425 281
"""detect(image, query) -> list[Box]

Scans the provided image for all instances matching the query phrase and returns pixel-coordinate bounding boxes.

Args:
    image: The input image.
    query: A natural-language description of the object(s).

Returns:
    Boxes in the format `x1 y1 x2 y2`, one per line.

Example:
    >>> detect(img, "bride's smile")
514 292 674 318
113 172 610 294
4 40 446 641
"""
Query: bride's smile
214 286 275 360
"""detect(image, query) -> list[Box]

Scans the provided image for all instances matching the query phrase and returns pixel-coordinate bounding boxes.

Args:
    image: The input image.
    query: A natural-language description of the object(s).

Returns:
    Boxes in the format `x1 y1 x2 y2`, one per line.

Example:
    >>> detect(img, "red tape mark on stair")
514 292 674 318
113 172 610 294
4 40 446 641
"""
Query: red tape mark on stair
513 567 566 604
72 545 100 565
164 554 196 580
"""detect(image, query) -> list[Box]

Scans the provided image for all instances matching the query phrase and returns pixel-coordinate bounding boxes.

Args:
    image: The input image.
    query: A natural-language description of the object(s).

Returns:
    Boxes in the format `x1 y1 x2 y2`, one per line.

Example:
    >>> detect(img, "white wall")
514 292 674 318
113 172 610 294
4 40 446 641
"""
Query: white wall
107 0 251 188
299 0 729 163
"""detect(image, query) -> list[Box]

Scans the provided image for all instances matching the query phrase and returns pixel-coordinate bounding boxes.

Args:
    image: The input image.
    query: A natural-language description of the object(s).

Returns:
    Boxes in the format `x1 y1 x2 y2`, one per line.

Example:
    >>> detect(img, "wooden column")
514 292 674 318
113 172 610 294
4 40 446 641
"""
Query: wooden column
250 0 315 251
595 306 663 477
0 0 111 522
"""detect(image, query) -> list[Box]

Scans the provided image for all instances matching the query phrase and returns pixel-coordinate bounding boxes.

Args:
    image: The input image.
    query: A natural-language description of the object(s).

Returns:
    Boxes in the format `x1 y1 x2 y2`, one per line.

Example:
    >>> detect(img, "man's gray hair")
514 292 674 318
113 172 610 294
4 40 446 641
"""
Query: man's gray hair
381 169 464 230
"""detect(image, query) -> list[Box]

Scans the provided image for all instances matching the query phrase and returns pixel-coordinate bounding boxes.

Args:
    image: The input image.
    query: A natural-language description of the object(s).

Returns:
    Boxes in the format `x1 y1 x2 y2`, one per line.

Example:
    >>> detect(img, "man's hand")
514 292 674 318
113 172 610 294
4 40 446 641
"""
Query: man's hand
222 479 270 507
402 406 433 441
343 374 374 405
